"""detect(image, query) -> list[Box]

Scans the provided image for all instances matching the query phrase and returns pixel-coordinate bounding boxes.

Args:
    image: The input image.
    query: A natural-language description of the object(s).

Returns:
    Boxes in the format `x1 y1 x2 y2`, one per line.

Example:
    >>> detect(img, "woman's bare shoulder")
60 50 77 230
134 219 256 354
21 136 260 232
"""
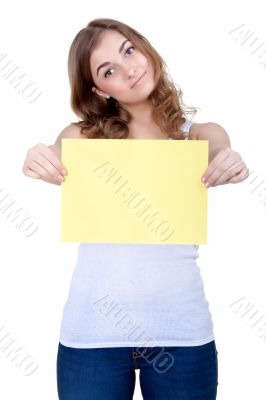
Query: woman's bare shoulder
48 123 87 159
57 123 87 140
188 121 220 140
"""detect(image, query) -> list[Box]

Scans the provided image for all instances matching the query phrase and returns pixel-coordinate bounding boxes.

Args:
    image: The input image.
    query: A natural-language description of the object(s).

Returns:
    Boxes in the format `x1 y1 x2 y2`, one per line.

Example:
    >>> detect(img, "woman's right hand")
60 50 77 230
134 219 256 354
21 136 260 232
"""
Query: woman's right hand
22 143 68 185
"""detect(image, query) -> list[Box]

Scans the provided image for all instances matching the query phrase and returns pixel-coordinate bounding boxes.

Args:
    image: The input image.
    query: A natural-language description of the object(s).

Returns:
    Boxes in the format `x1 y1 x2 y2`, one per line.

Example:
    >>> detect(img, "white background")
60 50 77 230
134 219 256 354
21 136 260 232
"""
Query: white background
0 0 266 398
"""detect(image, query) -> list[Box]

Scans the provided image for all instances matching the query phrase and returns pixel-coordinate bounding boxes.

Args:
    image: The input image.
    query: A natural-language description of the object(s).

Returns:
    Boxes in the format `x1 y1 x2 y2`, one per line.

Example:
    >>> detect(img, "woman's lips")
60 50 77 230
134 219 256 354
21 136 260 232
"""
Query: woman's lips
131 71 146 88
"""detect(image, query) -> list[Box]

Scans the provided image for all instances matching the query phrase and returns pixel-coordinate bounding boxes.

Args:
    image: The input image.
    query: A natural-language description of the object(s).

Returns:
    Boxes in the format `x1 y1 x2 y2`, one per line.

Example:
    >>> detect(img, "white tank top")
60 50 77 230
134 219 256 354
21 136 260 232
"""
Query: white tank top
58 119 215 348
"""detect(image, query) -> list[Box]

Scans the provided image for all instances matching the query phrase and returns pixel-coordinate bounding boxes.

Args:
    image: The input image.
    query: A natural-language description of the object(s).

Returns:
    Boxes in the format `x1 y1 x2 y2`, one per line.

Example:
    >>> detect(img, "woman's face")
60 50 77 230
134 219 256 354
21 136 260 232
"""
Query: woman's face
90 30 155 105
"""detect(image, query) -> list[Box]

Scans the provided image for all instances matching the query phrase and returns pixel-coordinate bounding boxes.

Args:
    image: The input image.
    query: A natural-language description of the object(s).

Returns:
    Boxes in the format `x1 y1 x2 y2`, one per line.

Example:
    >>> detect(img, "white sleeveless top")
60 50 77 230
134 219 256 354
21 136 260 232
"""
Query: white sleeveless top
58 120 215 348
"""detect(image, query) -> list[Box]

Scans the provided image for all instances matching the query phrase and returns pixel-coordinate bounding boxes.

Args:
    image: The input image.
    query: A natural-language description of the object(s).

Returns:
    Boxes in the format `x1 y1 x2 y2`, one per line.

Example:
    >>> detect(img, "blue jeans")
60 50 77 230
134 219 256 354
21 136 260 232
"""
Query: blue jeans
56 340 218 399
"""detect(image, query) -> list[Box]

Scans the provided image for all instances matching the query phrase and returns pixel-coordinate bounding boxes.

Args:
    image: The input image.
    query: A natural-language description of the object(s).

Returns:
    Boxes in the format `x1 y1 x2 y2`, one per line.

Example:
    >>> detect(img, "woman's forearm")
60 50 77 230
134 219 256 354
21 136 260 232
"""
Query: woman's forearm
193 122 232 163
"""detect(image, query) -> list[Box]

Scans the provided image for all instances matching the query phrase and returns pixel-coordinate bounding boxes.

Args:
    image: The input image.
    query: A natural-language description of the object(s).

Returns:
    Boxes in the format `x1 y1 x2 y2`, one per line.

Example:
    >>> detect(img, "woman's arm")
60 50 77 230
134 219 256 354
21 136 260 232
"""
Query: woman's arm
48 123 84 161
22 125 78 186
189 122 231 163
188 122 249 187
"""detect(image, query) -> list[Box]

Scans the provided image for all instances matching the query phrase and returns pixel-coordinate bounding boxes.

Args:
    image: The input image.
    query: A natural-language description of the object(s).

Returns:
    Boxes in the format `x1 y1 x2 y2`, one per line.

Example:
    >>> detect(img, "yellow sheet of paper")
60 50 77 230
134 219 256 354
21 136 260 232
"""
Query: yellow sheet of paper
60 139 208 244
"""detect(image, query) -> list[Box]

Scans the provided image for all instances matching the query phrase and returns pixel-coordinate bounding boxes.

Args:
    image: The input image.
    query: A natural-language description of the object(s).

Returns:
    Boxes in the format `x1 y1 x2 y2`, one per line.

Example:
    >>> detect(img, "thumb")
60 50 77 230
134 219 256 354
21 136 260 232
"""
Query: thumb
228 176 237 183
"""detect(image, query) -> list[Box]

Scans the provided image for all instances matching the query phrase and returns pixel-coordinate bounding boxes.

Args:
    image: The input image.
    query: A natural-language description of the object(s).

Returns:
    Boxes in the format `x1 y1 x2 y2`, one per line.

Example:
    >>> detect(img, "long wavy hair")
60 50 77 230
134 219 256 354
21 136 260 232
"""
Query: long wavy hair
68 18 199 139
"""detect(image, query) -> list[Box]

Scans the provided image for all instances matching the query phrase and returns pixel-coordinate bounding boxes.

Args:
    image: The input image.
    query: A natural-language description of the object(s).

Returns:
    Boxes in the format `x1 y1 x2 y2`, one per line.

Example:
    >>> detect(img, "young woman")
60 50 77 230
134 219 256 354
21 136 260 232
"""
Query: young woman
22 18 249 400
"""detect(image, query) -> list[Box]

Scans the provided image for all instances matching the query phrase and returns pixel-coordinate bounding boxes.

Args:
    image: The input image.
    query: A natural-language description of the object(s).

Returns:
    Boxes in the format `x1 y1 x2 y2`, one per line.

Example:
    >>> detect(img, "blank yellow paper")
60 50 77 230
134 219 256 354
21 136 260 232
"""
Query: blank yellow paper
60 139 208 244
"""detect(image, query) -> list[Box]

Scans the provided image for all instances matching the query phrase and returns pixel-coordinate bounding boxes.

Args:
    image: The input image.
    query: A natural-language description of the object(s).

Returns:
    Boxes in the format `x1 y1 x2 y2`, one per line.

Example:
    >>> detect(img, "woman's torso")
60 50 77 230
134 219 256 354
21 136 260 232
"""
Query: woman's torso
58 119 215 348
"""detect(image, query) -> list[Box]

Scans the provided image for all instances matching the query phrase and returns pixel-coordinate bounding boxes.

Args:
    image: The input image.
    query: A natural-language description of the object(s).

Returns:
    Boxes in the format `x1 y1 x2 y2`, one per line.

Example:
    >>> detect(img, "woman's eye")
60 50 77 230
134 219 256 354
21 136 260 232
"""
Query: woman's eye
126 46 135 55
104 47 135 78
104 68 113 78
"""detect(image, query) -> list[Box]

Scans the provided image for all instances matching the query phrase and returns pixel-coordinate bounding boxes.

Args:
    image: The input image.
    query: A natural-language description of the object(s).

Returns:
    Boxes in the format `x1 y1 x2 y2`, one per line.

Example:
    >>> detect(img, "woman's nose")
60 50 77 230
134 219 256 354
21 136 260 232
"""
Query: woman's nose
128 68 137 79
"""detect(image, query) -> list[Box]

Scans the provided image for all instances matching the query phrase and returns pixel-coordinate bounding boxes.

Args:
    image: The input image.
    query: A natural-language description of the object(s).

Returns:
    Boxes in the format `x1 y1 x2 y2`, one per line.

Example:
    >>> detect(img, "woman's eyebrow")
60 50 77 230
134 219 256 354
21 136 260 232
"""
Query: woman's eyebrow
96 39 130 76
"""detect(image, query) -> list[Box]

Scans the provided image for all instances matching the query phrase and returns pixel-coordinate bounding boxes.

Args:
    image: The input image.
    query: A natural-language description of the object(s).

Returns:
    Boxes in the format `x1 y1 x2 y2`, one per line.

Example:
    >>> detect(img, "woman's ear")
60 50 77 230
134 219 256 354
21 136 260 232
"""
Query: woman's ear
91 86 98 95
91 86 110 99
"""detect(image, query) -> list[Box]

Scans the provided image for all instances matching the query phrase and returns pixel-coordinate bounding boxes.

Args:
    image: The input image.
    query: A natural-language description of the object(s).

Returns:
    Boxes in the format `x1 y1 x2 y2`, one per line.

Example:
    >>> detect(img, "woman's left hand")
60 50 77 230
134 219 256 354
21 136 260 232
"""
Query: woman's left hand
201 147 250 188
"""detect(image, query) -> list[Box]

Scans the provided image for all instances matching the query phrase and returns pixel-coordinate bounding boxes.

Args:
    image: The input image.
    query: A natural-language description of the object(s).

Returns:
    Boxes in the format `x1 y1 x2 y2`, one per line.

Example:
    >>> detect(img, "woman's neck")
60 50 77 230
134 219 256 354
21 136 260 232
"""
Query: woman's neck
128 120 168 140
120 99 154 125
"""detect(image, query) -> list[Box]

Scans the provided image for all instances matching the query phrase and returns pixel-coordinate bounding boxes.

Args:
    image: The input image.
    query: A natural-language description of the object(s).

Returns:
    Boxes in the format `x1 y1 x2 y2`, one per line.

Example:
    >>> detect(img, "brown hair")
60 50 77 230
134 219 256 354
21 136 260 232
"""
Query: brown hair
68 18 199 139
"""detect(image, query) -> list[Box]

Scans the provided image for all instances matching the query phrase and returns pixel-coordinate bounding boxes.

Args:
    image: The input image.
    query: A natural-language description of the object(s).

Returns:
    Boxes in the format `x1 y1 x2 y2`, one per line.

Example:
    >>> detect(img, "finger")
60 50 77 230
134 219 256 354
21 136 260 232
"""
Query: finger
206 152 244 186
228 168 250 183
24 168 42 179
212 161 245 186
32 144 67 175
28 150 65 182
33 159 65 183
45 146 68 174
24 167 62 185
203 148 232 183
214 166 247 186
